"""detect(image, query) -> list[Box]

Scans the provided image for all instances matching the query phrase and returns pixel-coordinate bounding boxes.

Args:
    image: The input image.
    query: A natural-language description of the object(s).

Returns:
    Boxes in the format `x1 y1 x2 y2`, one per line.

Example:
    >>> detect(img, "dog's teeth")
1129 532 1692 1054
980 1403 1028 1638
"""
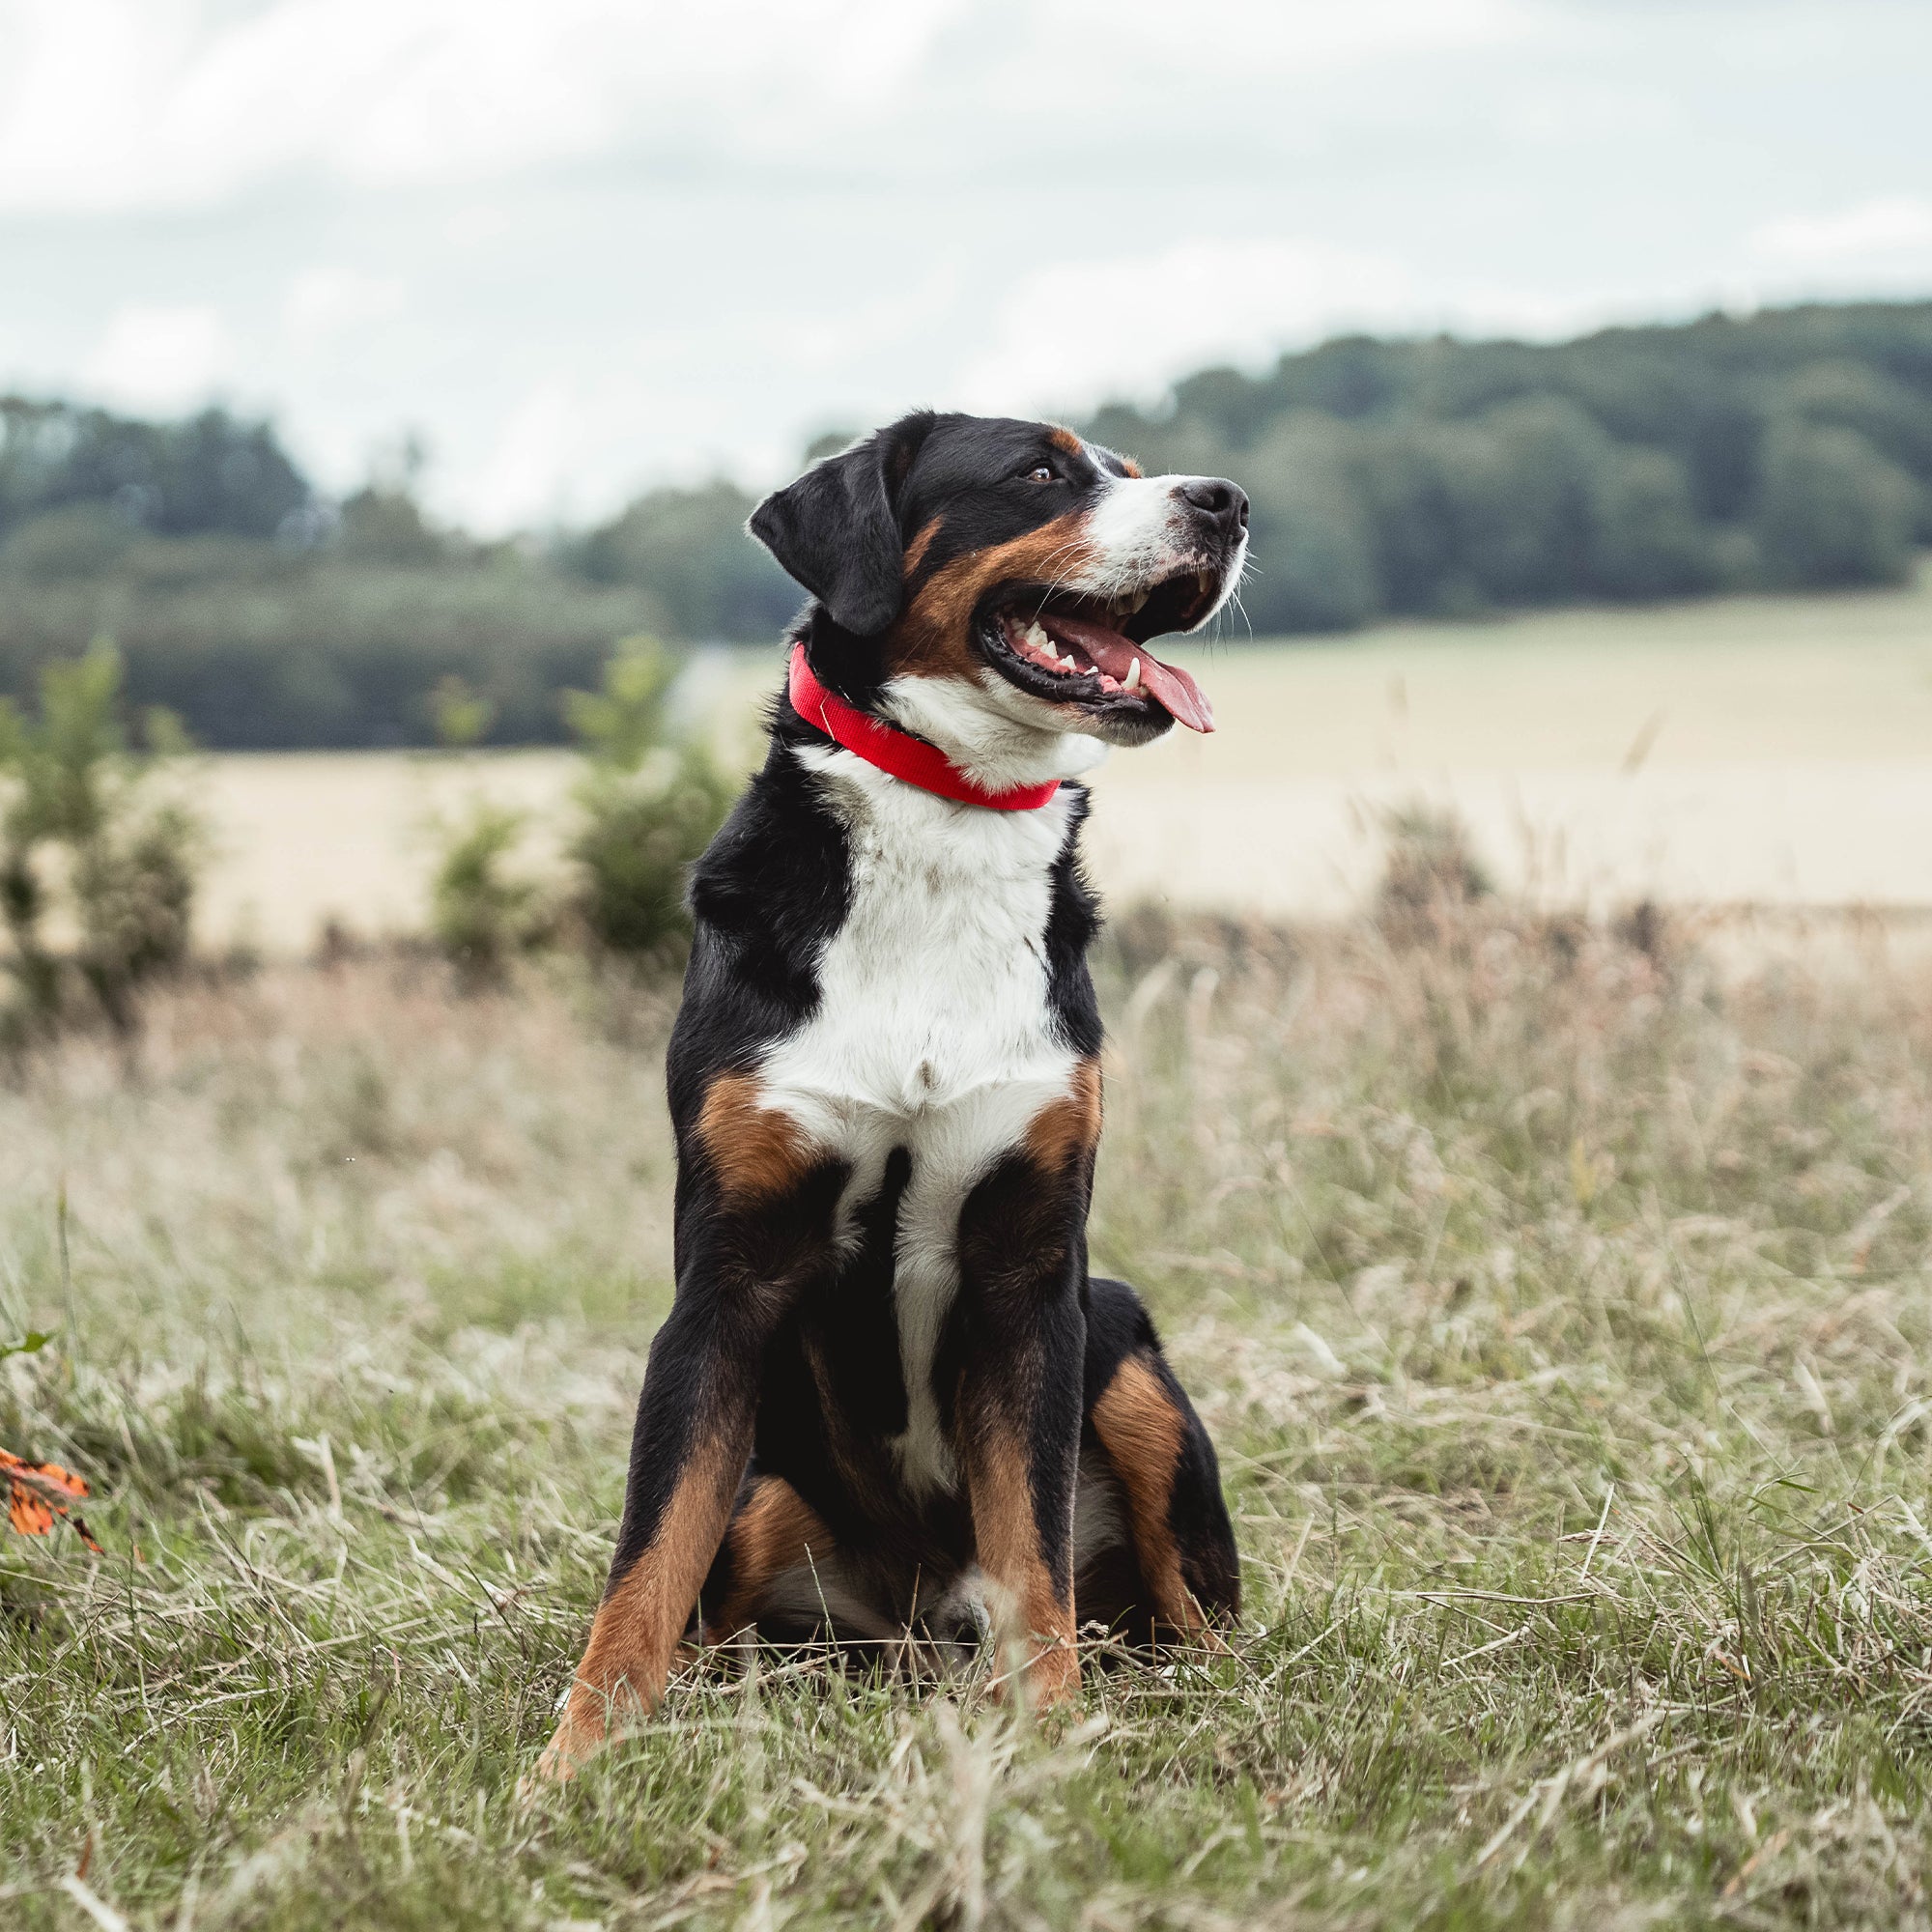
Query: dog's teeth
1123 657 1142 693
1129 588 1149 612
1025 622 1049 650
1197 569 1215 595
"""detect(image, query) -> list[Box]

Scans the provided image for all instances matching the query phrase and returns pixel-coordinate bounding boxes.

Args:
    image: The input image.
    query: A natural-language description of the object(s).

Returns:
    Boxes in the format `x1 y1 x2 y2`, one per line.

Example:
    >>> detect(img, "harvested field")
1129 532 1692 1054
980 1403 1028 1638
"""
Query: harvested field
190 568 1932 952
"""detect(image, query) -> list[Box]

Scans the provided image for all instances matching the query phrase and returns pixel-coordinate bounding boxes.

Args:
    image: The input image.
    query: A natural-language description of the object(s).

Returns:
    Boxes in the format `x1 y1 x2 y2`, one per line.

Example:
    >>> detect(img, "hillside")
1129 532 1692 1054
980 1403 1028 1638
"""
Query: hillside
1 299 1929 746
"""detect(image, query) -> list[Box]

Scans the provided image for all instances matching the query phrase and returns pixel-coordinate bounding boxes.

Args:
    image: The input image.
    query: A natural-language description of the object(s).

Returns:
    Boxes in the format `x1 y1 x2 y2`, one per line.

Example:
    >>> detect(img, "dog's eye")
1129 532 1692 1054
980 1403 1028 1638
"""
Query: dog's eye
1025 465 1055 484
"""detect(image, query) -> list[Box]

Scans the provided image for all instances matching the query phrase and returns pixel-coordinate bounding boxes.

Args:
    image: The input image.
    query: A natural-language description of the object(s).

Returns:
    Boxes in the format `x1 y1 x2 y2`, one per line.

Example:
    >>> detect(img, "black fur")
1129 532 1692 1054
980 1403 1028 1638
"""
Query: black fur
751 412 1150 714
600 412 1240 1667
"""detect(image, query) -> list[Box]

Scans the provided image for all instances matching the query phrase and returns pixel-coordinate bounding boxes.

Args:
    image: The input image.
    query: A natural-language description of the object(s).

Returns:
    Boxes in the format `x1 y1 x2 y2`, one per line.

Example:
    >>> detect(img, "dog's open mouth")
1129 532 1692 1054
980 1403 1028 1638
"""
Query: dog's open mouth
979 568 1220 733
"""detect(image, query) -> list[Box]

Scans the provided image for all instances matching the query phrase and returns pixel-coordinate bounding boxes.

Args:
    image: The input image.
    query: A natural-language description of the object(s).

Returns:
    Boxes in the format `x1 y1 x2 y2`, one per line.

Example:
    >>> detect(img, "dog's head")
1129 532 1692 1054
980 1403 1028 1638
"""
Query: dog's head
750 412 1248 788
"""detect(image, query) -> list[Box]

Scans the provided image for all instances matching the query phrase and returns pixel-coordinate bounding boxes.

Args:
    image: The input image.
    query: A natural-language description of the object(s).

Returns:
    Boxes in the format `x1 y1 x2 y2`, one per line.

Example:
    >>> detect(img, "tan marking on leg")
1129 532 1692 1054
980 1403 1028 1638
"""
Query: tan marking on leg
888 513 1097 677
534 1432 745 1783
705 1476 833 1638
964 1422 1078 1707
695 1072 814 1204
1025 1059 1100 1173
1091 1353 1212 1639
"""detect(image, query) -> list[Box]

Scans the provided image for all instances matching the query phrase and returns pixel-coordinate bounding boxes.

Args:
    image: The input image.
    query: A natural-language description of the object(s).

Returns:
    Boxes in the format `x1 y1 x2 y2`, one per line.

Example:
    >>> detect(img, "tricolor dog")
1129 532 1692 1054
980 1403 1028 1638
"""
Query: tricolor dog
539 411 1248 1779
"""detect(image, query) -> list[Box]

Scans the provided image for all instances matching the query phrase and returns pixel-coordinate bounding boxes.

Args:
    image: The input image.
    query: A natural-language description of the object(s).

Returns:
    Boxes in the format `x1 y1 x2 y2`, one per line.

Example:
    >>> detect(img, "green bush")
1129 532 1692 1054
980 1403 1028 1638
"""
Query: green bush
422 636 737 985
564 638 736 963
0 643 204 1042
426 798 547 991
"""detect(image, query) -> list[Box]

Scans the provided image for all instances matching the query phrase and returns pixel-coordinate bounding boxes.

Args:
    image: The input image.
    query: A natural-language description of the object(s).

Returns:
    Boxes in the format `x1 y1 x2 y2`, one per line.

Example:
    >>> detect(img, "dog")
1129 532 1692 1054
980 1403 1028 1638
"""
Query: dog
537 411 1248 1780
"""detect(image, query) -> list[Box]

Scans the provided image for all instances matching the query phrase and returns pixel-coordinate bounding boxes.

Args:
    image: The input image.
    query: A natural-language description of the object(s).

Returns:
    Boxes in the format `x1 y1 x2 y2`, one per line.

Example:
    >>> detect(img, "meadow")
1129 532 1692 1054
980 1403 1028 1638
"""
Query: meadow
6 887 1932 1928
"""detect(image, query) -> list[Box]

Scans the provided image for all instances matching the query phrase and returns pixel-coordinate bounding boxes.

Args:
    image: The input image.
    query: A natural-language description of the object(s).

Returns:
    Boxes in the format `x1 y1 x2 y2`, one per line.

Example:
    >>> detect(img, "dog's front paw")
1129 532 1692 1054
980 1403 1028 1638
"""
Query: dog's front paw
1021 1635 1082 1710
520 1683 635 1799
520 1715 599 1799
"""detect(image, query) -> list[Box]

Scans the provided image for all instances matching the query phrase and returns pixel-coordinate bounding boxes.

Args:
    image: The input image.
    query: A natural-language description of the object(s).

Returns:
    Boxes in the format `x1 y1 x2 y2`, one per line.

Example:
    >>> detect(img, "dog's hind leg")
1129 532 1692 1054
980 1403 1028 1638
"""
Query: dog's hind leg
697 1471 836 1641
1076 1276 1239 1646
696 1470 909 1663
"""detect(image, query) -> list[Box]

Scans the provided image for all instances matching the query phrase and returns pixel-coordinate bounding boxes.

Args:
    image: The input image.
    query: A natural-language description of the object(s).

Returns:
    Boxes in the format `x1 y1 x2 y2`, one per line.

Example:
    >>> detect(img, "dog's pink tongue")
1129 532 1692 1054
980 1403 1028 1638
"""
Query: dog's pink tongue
1037 614 1215 733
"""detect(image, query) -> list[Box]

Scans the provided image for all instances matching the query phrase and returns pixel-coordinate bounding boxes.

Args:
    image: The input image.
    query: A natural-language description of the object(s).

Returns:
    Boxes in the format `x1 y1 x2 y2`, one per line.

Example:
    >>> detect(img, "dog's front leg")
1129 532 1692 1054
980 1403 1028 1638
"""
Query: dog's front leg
532 1288 764 1781
535 1104 838 1784
955 1116 1095 1708
956 1308 1085 1706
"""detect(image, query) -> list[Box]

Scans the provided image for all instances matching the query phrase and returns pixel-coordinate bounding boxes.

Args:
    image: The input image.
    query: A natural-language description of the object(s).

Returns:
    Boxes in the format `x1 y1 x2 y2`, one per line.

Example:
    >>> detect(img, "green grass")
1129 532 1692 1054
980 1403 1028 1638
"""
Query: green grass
5 906 1932 1928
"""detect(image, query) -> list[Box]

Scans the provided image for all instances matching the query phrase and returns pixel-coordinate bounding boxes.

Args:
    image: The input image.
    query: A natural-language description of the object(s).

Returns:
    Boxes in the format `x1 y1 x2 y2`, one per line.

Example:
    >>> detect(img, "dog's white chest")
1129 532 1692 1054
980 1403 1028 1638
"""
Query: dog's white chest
756 750 1083 1492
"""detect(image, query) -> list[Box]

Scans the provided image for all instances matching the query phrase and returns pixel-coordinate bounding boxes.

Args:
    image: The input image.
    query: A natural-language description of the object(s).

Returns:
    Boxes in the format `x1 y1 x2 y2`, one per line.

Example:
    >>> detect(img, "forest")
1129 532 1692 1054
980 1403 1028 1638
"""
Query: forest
0 298 1927 747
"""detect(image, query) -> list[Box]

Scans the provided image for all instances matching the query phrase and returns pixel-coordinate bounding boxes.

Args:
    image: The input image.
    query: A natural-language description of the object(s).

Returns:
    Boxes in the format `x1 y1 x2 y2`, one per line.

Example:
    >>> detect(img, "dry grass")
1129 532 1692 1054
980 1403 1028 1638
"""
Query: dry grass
5 906 1932 1928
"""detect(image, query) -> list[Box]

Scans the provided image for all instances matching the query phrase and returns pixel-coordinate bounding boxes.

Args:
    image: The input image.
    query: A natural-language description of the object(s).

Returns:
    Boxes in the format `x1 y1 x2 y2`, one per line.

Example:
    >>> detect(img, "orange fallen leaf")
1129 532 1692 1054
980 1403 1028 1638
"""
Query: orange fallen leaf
1 1446 103 1554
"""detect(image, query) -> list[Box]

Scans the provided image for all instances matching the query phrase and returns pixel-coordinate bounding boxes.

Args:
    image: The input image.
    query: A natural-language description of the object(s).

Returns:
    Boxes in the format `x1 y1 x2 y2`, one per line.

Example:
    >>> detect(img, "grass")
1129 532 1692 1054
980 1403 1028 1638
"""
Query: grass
5 901 1932 1927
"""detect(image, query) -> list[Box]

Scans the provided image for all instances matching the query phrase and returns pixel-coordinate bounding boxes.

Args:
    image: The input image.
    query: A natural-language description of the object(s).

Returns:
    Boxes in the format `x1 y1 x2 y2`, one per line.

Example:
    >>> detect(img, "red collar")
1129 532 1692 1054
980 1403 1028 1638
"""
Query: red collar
786 644 1062 812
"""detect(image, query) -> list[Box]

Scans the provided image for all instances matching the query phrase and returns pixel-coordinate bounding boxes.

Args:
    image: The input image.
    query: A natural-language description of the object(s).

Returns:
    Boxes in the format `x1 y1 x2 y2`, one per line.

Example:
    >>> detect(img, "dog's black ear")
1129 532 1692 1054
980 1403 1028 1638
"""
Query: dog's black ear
749 416 929 636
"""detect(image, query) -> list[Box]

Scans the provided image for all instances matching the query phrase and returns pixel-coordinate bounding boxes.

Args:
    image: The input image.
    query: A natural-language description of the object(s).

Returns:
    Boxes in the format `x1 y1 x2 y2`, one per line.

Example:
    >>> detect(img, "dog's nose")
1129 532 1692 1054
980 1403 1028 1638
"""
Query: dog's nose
1179 477 1249 533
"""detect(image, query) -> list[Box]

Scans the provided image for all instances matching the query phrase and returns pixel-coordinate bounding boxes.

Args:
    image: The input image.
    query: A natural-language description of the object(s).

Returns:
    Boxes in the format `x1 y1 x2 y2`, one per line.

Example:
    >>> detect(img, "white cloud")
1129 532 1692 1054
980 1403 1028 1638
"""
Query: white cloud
82 303 231 408
952 240 1418 416
2 0 1925 526
462 379 581 533
283 266 405 348
0 0 960 213
0 0 1532 214
1751 196 1932 264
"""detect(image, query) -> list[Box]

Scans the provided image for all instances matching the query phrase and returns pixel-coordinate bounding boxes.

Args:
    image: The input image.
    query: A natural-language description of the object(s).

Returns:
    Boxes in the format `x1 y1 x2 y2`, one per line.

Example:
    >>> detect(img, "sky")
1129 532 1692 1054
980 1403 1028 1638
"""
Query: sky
1 0 1929 532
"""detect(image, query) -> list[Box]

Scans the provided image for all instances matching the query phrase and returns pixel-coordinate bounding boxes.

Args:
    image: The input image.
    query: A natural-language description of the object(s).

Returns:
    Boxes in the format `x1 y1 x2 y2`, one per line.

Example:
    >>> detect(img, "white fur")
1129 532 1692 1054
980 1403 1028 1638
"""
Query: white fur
753 1557 904 1641
753 1557 993 1662
880 670 1111 791
753 744 1085 1497
1082 473 1198 591
1073 1449 1128 1574
1079 472 1250 624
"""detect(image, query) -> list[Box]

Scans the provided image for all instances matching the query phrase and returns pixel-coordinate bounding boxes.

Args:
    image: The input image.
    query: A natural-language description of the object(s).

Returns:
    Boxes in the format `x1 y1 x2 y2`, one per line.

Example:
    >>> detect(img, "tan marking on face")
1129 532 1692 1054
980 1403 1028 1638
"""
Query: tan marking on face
1120 457 1143 479
887 511 1096 678
1048 426 1084 457
903 516 940 578
706 1475 832 1638
964 1419 1079 1707
1091 1353 1212 1638
533 1430 744 1781
1025 1058 1101 1172
696 1072 814 1203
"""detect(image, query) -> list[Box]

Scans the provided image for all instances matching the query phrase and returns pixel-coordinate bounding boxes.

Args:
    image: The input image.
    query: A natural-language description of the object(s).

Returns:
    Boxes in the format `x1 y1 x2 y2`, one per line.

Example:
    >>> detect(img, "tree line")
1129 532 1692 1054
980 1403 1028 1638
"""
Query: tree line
1087 301 1932 632
1 299 1927 748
